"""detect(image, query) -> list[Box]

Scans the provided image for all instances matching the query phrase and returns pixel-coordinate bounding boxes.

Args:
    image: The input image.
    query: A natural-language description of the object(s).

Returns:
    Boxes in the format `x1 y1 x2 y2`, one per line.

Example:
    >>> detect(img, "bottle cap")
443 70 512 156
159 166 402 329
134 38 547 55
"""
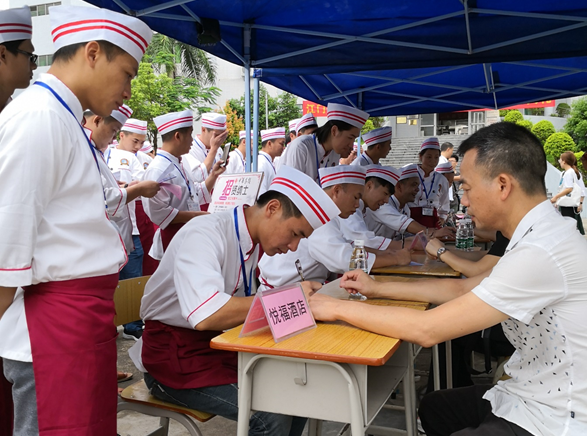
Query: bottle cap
354 240 365 247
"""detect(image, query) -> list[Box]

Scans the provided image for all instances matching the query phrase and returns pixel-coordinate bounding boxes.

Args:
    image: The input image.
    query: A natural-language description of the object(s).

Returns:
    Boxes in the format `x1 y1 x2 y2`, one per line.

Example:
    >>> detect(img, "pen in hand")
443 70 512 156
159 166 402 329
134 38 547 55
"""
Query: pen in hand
295 259 305 282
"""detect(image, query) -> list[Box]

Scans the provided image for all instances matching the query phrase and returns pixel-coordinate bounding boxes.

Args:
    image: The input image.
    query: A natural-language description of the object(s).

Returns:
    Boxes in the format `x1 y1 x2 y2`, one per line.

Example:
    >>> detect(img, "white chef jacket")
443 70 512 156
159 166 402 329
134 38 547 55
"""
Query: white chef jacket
225 148 245 175
257 151 276 195
342 200 391 250
258 216 376 290
366 195 414 240
183 136 222 184
0 73 126 362
107 147 145 235
143 150 211 260
407 165 450 219
136 150 153 170
350 152 377 166
276 134 340 183
472 200 587 436
439 155 449 164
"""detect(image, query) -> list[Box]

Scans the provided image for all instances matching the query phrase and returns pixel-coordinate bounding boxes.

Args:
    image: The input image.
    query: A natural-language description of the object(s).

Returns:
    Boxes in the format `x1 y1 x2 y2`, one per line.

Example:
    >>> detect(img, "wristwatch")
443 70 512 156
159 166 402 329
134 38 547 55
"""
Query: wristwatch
437 247 447 262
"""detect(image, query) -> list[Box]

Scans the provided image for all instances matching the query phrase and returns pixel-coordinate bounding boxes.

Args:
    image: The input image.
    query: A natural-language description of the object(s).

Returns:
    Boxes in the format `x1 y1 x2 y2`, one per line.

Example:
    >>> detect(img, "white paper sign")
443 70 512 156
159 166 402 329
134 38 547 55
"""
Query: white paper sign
208 173 263 213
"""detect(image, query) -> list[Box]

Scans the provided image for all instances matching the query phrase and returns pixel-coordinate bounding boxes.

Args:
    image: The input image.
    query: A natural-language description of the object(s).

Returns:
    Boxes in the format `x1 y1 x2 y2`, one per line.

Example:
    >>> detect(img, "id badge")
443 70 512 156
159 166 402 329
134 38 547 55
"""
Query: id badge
187 197 199 211
422 207 434 216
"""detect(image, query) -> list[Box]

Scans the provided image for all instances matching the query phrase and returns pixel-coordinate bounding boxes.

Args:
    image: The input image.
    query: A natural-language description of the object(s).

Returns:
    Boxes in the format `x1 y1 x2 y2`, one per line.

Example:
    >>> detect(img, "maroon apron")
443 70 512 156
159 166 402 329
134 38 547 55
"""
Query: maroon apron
409 206 441 229
142 320 237 390
24 274 119 436
135 200 159 275
161 223 185 252
0 363 13 436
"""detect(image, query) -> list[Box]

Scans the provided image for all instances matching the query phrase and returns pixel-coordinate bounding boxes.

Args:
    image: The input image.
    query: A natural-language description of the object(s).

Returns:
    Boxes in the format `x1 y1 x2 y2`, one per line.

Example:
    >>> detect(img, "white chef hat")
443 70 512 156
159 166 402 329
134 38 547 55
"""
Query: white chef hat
327 103 369 129
121 118 147 135
420 137 440 152
366 165 401 186
435 161 454 173
49 6 152 64
110 104 133 125
239 130 255 140
154 110 193 136
201 113 226 130
399 164 420 181
0 7 32 44
296 113 317 132
139 141 153 153
269 166 340 230
319 165 366 189
363 126 392 147
288 118 301 133
261 127 285 142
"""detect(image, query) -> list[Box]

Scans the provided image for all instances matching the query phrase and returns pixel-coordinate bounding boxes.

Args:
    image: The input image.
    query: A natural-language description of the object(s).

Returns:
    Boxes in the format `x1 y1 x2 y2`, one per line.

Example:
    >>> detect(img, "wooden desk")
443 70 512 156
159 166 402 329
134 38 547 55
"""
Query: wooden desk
372 252 460 277
211 279 429 436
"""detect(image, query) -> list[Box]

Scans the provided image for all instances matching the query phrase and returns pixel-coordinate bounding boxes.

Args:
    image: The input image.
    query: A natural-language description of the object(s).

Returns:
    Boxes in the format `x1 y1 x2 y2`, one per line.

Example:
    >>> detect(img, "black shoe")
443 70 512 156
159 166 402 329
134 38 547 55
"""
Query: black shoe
122 327 143 341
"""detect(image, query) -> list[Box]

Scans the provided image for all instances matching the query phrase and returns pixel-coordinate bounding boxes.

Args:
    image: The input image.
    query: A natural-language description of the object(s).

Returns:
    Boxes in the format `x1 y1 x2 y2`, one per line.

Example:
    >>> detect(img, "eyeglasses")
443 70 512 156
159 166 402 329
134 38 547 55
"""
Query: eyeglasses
15 49 38 65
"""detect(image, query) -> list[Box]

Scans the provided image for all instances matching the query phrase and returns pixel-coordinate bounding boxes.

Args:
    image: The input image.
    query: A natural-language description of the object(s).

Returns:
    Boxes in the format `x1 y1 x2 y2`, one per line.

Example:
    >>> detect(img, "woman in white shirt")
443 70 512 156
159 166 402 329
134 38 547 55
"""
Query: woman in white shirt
551 151 585 234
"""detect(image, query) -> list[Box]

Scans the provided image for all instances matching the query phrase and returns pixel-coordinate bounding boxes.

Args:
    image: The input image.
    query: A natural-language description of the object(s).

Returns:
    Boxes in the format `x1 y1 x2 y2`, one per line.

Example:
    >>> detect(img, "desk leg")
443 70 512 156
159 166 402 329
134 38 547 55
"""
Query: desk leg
308 419 323 436
237 356 254 436
403 344 416 436
432 345 440 391
445 340 453 389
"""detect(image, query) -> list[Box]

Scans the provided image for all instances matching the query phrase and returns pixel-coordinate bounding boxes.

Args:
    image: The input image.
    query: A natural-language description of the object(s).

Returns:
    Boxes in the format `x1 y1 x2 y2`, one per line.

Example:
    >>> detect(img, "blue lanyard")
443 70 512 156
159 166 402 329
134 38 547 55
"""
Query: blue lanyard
418 170 436 201
194 137 209 158
361 154 371 165
106 148 112 165
34 81 107 210
312 134 321 186
260 152 275 174
159 153 192 198
233 207 253 297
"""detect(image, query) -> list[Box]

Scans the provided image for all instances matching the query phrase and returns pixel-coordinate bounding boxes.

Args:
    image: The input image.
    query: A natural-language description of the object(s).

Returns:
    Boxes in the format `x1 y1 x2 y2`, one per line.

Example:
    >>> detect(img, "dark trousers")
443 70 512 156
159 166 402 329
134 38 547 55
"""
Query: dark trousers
559 206 585 235
419 385 534 436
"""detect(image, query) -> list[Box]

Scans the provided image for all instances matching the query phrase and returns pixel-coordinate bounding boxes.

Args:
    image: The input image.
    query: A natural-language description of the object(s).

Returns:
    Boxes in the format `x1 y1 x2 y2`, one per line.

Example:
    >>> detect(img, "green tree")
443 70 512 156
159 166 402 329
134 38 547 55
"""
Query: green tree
554 103 571 118
144 34 216 84
564 97 587 152
503 111 523 123
544 132 576 166
516 119 533 131
531 120 555 145
220 101 244 147
127 63 220 149
499 109 518 118
361 119 375 135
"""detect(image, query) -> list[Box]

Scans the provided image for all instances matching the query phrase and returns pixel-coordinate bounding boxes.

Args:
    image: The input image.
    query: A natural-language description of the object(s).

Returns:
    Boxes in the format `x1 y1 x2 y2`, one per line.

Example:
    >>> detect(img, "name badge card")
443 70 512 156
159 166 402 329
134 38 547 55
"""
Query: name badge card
209 173 263 214
239 283 316 342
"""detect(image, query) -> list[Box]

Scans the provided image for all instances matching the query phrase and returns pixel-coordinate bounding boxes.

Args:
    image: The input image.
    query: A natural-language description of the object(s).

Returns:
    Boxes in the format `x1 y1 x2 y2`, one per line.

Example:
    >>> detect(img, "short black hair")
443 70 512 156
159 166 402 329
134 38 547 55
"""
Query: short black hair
440 142 454 152
450 154 459 162
53 40 126 63
83 109 119 125
285 134 293 146
366 176 395 196
299 125 317 135
1 39 25 56
256 190 302 219
315 120 356 145
161 127 191 143
458 122 546 196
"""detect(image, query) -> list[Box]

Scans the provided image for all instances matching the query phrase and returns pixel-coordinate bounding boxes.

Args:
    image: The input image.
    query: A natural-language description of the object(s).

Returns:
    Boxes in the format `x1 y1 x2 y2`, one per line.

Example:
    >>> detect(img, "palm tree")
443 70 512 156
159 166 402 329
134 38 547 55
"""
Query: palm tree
145 34 217 85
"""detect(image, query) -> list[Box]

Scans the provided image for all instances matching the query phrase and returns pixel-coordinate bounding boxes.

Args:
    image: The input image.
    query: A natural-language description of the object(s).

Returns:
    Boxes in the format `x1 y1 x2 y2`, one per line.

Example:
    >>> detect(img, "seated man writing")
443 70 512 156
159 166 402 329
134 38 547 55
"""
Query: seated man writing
309 122 587 436
130 166 340 436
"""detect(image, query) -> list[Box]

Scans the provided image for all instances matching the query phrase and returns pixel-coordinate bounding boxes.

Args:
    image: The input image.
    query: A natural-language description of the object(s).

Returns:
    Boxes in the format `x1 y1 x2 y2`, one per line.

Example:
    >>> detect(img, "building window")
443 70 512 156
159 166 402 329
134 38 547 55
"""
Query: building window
37 54 53 67
30 2 61 17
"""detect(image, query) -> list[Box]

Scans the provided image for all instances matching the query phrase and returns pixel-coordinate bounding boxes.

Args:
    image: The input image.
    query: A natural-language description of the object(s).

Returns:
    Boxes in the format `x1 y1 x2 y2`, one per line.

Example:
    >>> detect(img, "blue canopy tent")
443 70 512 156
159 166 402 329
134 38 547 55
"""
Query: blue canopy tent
84 0 587 169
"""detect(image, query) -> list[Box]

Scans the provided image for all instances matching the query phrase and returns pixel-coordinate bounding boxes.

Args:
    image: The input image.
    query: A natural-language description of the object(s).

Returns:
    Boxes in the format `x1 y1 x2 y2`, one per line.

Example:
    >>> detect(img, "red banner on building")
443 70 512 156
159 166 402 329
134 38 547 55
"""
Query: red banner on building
503 100 556 110
303 101 327 117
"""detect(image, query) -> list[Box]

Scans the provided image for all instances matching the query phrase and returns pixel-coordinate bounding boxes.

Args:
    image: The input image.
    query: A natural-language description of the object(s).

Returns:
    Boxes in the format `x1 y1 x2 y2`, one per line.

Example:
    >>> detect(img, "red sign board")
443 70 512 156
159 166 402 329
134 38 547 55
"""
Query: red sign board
303 101 328 117
469 100 556 112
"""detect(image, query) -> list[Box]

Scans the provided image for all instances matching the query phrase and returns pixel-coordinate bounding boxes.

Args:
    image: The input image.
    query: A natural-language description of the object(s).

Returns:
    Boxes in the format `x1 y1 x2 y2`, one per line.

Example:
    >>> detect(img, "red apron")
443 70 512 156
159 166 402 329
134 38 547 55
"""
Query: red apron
135 200 159 275
142 320 237 390
161 223 185 252
409 206 441 229
24 274 119 436
0 364 13 436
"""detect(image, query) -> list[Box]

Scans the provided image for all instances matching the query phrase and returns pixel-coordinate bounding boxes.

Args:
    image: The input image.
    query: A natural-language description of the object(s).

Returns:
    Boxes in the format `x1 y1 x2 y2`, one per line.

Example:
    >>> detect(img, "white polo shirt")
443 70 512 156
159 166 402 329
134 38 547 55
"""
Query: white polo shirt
472 200 587 436
408 165 450 219
365 195 413 240
225 148 245 175
0 73 126 362
277 134 340 183
183 136 222 184
258 151 276 195
351 152 376 166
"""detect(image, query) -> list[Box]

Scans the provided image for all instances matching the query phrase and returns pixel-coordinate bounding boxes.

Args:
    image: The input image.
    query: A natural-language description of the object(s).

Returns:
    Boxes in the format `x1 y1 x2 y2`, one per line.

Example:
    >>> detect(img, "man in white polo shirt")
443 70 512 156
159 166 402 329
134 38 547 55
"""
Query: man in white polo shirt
287 118 300 143
311 122 587 436
351 126 392 166
258 127 286 194
130 166 339 436
224 130 251 175
0 5 152 435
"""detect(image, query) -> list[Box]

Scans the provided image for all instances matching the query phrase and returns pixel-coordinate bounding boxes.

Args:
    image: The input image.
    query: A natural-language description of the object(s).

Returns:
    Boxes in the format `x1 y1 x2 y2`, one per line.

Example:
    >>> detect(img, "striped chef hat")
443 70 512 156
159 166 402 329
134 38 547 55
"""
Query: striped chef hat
296 113 317 132
139 141 153 154
122 118 148 135
239 130 255 141
0 7 32 43
288 118 301 133
110 104 133 125
49 6 152 64
399 164 420 181
327 103 369 129
319 165 366 189
201 113 226 130
420 137 440 152
154 110 193 135
435 161 454 173
261 127 285 142
269 166 340 230
366 165 401 186
363 126 392 147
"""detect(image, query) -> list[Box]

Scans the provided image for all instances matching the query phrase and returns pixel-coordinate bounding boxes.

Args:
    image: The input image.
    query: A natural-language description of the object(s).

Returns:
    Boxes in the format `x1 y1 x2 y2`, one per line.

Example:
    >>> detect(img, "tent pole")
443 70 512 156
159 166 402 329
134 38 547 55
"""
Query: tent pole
253 77 260 172
244 24 252 172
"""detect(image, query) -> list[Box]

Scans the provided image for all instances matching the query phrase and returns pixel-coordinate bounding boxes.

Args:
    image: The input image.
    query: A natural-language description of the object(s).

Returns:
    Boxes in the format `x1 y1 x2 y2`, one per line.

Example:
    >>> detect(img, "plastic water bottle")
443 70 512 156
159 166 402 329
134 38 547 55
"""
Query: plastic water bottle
466 218 475 251
455 220 467 251
349 240 368 301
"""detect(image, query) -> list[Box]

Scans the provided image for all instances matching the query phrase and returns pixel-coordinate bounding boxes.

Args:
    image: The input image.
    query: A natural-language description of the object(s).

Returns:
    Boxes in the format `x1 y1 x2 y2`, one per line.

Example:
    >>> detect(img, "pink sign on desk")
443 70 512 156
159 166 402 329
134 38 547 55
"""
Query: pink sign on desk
239 283 316 342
